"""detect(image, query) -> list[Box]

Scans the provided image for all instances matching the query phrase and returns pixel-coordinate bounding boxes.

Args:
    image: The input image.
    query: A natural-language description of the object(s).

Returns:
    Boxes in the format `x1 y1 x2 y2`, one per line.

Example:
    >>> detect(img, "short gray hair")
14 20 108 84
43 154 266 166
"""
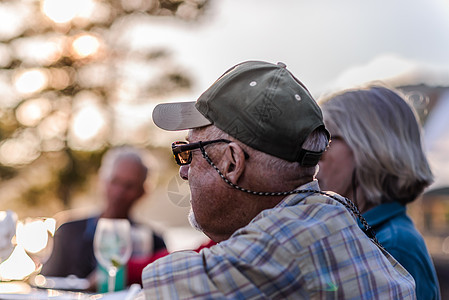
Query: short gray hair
320 84 433 206
203 125 329 181
98 145 148 183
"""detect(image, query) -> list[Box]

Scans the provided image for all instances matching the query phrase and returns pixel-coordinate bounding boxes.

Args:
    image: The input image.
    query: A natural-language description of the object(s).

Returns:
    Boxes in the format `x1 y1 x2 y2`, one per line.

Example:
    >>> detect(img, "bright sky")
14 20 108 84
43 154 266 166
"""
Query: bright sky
124 0 449 98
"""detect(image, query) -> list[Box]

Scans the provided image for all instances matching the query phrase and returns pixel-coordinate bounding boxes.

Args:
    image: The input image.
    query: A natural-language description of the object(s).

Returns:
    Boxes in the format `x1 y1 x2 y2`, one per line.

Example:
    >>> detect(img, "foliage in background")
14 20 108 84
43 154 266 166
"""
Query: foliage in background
0 0 209 212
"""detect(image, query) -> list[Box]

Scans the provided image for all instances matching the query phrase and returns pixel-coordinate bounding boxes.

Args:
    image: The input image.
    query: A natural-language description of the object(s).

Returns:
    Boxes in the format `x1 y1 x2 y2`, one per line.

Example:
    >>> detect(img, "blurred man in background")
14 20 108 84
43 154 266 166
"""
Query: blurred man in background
41 146 166 289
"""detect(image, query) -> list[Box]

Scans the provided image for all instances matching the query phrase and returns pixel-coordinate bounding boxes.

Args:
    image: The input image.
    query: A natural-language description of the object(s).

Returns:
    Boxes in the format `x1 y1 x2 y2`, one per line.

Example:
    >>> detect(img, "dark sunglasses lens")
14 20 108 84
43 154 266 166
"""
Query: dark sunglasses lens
172 141 191 165
177 151 191 165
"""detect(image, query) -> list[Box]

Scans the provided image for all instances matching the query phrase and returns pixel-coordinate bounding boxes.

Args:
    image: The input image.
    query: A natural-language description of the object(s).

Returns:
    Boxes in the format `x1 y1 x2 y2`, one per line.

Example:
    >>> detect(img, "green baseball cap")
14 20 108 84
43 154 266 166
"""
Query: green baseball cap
152 60 329 166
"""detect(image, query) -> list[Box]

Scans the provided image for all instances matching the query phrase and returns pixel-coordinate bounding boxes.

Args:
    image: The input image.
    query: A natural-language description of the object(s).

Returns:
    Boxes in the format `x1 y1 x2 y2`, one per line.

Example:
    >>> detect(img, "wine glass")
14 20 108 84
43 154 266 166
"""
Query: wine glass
15 217 56 272
93 218 132 293
0 210 17 264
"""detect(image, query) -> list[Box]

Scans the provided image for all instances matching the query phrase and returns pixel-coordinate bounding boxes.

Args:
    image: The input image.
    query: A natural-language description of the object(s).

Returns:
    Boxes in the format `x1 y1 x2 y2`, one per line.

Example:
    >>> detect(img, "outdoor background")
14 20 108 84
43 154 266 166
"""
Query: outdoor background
0 0 449 294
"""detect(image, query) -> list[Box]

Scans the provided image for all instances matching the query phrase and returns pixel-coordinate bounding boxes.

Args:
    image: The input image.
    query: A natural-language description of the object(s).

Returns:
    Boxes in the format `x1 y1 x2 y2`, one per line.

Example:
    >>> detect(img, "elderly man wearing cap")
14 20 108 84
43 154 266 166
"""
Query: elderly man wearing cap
143 61 416 299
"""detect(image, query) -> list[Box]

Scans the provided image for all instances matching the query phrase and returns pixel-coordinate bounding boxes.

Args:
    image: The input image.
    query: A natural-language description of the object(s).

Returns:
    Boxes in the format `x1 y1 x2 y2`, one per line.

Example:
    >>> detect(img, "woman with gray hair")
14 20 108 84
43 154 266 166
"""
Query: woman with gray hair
317 85 440 299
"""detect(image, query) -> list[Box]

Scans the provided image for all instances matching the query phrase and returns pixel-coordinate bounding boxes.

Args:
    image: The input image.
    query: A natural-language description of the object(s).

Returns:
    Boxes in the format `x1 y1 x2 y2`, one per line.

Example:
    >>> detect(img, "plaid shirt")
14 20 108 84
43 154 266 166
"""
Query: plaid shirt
142 181 415 299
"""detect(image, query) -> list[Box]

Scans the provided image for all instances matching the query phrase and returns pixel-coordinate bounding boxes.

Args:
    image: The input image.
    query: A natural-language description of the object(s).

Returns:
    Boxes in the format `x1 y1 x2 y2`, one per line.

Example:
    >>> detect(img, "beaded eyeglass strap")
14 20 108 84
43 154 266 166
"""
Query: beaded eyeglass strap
198 142 386 252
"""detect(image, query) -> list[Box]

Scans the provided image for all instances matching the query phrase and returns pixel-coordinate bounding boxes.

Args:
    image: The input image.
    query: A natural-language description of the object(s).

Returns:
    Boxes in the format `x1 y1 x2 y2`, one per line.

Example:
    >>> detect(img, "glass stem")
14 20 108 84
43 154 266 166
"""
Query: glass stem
108 266 118 293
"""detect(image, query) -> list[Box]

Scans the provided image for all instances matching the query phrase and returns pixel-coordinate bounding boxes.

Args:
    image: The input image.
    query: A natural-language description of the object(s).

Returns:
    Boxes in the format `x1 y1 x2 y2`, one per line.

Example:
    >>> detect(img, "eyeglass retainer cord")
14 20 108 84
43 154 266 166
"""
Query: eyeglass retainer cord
198 142 386 253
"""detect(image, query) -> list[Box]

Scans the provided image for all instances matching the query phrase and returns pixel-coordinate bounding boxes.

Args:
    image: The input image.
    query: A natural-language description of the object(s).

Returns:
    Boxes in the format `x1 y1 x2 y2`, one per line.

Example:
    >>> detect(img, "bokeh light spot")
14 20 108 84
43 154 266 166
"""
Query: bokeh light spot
14 69 48 95
72 106 106 141
16 98 52 127
72 34 100 58
0 130 41 166
41 0 94 24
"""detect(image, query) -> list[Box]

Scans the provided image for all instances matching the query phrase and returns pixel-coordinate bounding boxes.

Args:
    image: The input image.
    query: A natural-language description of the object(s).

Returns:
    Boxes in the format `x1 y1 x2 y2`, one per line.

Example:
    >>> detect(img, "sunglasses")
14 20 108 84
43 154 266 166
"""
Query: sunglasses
171 139 232 166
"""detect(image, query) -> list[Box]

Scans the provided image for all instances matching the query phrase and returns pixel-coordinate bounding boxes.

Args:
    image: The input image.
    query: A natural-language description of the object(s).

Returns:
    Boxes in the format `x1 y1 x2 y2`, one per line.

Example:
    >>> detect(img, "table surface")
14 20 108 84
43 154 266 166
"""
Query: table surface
0 281 141 299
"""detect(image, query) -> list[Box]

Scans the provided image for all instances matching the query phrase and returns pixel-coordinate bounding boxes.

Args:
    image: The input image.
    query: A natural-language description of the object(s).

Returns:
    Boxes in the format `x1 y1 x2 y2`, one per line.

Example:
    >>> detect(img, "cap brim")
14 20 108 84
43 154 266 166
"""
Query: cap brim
152 101 212 131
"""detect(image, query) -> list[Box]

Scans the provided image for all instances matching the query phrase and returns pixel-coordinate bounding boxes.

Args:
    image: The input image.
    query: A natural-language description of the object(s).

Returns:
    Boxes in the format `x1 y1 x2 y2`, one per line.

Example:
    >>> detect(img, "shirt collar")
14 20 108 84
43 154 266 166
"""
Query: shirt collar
278 180 321 207
361 202 406 227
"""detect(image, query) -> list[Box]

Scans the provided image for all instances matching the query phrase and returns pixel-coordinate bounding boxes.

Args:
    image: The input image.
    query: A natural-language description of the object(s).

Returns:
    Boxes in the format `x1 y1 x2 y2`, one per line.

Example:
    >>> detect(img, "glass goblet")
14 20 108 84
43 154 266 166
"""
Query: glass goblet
93 218 132 293
15 217 56 272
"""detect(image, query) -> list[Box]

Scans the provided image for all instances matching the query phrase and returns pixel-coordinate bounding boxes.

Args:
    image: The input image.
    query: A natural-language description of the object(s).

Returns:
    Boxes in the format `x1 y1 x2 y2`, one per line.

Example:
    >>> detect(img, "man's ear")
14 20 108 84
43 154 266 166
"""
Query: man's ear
221 142 246 184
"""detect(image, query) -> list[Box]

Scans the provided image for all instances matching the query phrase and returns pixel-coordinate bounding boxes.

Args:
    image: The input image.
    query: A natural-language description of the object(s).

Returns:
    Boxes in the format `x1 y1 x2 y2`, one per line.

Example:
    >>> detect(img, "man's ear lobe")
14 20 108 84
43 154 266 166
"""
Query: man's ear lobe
222 143 246 184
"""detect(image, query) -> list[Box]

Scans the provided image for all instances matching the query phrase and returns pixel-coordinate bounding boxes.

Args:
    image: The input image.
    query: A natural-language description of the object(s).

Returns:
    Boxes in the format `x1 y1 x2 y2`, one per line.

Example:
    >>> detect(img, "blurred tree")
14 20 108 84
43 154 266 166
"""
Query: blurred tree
0 0 209 212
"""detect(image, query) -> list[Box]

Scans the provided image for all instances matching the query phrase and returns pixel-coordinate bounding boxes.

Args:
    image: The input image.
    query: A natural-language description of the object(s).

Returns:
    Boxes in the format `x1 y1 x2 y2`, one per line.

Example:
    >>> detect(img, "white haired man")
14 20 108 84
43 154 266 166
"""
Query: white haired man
143 61 416 299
